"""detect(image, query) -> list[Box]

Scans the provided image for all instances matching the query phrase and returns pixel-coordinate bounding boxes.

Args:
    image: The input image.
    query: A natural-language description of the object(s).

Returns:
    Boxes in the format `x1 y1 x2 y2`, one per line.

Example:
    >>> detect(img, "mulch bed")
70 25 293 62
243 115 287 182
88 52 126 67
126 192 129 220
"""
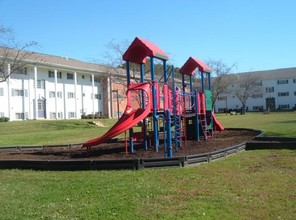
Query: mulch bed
0 130 258 160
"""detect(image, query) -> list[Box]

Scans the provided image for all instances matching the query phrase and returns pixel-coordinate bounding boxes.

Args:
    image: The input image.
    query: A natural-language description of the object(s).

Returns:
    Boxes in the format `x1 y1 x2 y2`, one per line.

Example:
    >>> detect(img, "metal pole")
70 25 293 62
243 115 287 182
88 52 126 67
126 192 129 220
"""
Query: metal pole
140 63 148 150
126 61 130 86
150 57 159 151
201 71 205 93
116 90 119 118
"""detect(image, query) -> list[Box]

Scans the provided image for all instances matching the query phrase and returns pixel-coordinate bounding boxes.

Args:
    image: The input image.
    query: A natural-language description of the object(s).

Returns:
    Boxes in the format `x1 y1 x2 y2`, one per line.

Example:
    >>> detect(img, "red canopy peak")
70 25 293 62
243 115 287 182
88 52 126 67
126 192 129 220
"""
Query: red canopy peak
179 57 212 76
122 37 169 64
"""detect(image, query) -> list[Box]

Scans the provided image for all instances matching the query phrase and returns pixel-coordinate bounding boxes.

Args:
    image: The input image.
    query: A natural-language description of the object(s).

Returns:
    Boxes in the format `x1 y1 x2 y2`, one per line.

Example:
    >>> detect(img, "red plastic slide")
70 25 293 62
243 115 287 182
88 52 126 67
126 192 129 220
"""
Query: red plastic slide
82 83 152 149
212 112 224 131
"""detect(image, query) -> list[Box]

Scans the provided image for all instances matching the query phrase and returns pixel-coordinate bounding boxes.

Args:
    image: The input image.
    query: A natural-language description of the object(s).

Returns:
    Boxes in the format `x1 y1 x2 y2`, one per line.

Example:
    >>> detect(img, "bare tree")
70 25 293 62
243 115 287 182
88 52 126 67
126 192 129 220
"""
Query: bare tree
232 72 263 114
0 25 37 82
206 59 237 110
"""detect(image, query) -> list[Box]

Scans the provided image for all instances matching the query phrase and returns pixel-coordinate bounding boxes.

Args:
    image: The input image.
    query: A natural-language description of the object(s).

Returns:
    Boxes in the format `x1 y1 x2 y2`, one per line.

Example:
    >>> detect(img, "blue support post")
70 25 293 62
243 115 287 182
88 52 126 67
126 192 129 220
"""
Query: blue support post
182 74 185 93
189 75 194 109
207 72 214 137
126 60 134 153
150 57 159 151
207 72 211 90
201 71 205 93
126 61 130 86
129 128 134 153
194 89 200 141
140 63 148 150
163 60 167 83
165 110 173 157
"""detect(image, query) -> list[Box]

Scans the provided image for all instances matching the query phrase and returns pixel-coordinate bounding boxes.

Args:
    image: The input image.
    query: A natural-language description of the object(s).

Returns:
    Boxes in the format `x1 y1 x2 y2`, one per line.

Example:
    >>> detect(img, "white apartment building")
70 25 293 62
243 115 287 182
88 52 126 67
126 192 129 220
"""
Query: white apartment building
215 68 296 112
0 47 121 121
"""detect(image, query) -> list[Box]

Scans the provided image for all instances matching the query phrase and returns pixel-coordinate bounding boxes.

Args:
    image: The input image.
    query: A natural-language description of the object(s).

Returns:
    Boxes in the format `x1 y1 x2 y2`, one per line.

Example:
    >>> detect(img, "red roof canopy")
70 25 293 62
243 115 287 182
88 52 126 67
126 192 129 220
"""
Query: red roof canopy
179 57 212 76
122 37 169 64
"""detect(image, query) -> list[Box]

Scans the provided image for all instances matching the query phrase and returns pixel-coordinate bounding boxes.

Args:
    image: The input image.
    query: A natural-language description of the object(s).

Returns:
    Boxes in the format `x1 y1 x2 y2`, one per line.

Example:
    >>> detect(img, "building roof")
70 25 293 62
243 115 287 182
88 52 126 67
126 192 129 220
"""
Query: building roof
0 46 126 76
235 68 296 80
122 37 169 64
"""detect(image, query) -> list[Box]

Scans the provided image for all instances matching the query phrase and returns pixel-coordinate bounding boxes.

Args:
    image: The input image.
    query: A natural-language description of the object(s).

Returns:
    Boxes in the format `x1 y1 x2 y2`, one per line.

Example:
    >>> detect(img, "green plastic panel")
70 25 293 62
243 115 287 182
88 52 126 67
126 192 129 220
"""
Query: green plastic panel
205 90 212 111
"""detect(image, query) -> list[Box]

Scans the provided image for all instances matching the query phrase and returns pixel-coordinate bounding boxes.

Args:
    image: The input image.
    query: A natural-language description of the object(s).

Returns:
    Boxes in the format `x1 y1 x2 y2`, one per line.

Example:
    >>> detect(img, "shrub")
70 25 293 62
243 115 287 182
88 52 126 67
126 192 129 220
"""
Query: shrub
0 117 9 122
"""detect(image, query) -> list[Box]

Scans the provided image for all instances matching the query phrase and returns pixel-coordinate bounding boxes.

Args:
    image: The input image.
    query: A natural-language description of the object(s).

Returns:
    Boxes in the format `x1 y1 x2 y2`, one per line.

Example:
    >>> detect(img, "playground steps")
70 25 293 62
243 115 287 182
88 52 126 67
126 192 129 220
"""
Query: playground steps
198 113 211 140
172 91 186 150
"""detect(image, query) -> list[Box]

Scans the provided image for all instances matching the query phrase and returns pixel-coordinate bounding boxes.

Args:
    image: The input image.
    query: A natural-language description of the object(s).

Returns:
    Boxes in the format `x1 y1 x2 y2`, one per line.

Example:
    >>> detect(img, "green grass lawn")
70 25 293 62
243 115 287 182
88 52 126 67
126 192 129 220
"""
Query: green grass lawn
0 112 295 219
218 111 296 137
0 150 295 219
0 111 295 146
0 119 117 146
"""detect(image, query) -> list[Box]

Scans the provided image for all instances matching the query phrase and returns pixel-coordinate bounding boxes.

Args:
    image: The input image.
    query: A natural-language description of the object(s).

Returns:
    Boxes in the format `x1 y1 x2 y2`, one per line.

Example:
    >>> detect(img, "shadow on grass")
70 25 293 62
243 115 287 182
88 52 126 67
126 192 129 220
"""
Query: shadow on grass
278 120 296 124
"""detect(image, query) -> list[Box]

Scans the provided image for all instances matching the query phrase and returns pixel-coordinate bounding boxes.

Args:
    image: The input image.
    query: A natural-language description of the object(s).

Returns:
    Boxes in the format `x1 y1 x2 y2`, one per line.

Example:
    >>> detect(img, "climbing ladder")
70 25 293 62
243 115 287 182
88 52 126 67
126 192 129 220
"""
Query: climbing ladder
198 93 211 140
172 90 186 150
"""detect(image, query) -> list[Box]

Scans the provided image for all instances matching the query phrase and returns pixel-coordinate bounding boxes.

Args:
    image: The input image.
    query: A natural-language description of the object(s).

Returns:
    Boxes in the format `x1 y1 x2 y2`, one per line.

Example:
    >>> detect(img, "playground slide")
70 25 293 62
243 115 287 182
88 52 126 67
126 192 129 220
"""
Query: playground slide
212 112 224 131
82 83 151 149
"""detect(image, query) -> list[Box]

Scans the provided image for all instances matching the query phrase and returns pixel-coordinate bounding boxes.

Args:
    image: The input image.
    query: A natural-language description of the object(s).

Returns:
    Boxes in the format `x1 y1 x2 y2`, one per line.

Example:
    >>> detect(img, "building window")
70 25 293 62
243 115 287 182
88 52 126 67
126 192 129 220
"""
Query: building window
58 112 63 119
49 91 55 98
294 91 296 96
82 75 85 79
0 88 4 96
48 71 62 78
68 112 75 118
253 106 263 111
67 73 74 80
50 112 56 119
38 102 44 110
50 112 63 119
217 96 227 101
48 71 54 78
254 81 262 86
15 113 24 120
277 79 288 85
93 94 102 100
278 92 289 97
37 80 45 89
251 94 263 98
278 104 290 109
266 87 274 93
293 79 296 83
67 92 75 99
16 67 27 75
94 77 100 82
11 89 28 97
57 91 63 98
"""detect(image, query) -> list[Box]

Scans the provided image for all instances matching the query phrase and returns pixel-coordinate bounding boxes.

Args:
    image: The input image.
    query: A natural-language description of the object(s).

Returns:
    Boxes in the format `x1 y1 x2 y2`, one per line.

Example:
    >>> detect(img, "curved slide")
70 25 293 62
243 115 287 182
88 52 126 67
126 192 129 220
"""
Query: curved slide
82 83 151 149
212 112 224 131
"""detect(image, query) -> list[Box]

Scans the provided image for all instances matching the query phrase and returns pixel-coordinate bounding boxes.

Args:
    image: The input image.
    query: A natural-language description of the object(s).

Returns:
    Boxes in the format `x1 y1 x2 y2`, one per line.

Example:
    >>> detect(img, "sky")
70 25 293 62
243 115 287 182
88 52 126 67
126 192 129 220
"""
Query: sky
0 0 295 73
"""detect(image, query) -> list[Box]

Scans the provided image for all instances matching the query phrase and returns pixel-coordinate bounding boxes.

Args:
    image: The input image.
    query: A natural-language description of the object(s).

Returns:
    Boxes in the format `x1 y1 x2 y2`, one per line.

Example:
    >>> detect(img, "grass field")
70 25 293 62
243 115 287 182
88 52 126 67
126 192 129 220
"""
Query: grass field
0 111 295 146
0 150 295 219
218 111 296 137
0 118 117 146
0 112 295 219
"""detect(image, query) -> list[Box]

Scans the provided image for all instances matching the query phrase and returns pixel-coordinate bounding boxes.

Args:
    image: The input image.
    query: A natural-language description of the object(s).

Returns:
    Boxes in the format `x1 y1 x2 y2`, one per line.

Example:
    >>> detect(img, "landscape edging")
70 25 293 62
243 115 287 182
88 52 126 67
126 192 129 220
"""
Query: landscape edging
0 129 294 171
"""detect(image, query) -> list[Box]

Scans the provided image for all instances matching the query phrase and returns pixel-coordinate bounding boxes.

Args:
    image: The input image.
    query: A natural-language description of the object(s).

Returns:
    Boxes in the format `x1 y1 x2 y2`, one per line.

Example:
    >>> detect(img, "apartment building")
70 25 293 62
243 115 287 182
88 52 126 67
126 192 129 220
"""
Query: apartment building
0 47 127 121
215 68 296 112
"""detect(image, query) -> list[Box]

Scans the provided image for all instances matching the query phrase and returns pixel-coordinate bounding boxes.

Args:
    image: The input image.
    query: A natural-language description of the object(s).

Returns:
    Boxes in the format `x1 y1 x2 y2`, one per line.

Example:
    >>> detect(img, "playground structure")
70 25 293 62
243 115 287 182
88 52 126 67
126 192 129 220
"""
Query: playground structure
83 37 224 157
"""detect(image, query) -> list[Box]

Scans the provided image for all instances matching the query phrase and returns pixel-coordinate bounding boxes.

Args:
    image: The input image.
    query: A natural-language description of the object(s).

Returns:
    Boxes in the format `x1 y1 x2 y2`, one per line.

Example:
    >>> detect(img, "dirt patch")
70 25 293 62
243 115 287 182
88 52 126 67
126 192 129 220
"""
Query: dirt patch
0 130 258 160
